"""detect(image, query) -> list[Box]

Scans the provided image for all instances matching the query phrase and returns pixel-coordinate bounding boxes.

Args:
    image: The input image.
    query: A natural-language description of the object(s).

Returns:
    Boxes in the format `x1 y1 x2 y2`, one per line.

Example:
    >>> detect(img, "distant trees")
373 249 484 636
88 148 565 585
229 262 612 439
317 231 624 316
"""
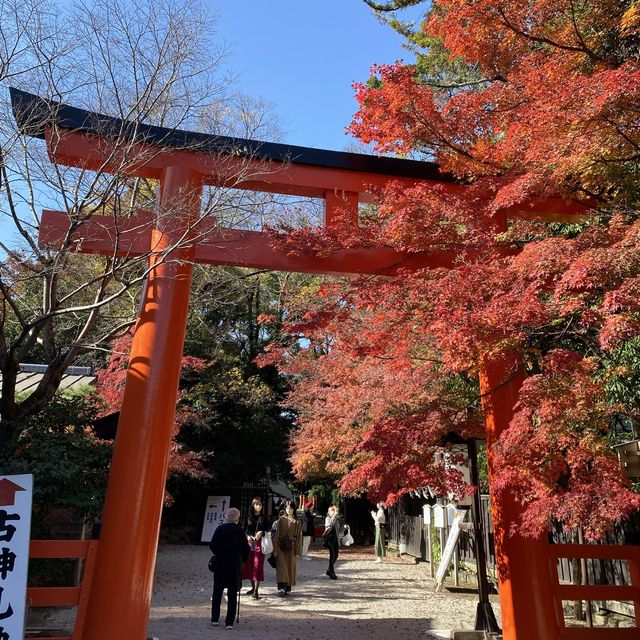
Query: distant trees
175 270 314 488
0 385 112 533
94 269 311 498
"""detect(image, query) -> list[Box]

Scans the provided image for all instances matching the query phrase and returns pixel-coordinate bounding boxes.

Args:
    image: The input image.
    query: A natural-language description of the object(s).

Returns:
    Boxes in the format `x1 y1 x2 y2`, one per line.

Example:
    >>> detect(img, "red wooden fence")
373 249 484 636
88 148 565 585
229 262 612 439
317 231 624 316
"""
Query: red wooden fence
27 540 99 640
549 544 640 639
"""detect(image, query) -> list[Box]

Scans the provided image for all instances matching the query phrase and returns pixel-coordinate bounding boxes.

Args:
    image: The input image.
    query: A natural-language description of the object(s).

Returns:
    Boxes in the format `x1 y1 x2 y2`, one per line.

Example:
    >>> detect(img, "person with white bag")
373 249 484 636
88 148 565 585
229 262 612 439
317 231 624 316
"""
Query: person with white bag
323 505 341 580
241 497 270 600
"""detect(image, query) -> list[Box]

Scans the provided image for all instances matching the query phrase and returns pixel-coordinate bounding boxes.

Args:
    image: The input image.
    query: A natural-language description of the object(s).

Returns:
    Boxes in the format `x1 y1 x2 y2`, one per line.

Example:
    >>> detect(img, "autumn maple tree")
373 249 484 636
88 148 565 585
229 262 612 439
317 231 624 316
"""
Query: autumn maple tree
269 0 640 539
95 331 210 495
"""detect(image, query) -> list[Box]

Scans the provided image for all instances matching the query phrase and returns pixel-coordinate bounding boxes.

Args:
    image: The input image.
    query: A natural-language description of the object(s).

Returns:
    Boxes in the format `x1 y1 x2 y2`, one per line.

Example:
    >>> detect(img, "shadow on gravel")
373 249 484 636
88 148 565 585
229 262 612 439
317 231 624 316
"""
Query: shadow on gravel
148 614 446 640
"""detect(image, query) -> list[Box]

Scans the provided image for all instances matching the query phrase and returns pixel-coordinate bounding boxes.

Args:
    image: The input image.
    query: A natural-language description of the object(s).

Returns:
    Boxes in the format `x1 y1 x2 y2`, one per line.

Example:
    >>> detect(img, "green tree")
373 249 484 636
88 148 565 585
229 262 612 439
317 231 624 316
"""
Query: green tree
177 356 291 487
0 389 112 532
175 269 318 487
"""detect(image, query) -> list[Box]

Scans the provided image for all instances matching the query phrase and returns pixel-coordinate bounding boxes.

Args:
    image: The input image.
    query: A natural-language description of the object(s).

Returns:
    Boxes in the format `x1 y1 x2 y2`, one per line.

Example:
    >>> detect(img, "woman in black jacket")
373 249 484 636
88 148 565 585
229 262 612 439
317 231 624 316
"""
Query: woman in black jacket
323 504 340 580
241 497 270 600
209 508 250 629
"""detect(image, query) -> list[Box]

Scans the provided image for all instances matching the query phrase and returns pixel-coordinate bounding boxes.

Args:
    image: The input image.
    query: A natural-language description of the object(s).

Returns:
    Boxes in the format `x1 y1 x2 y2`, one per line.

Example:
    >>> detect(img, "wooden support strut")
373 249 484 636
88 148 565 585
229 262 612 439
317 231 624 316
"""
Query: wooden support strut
37 208 482 276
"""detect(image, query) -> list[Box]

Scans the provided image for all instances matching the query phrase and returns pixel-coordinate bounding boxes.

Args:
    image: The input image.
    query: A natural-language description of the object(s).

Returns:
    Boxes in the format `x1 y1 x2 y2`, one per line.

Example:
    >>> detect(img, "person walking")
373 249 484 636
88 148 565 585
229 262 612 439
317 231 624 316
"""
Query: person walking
209 507 250 630
323 504 341 579
242 497 269 600
273 500 302 595
371 501 387 563
300 502 315 560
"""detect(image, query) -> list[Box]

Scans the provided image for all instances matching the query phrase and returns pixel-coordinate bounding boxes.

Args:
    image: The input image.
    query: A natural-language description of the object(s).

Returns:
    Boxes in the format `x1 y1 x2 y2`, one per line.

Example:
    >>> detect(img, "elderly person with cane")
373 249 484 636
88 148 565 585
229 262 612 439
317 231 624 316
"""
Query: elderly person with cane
209 507 250 629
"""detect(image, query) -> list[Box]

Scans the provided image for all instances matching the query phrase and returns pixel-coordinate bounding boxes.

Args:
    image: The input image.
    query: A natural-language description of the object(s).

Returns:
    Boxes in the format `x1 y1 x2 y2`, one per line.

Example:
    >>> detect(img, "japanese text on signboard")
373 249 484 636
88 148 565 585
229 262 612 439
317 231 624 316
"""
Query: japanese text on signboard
0 475 33 640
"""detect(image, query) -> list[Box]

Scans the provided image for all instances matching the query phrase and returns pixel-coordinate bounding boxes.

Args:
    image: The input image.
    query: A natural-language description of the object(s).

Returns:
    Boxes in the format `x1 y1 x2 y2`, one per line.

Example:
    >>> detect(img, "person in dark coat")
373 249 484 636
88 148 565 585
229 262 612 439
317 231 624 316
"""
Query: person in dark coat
301 502 315 560
323 504 341 580
209 507 250 629
242 497 270 600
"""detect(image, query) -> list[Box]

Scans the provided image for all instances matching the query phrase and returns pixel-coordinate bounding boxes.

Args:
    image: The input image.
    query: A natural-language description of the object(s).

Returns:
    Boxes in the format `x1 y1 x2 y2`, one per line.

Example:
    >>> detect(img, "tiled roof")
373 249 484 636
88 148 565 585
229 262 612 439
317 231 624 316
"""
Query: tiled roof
0 364 96 398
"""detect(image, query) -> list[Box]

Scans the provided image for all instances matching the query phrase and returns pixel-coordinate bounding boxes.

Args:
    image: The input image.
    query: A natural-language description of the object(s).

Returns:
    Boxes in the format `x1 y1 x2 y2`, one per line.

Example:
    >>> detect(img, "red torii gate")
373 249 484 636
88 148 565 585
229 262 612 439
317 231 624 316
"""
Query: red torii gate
12 88 591 640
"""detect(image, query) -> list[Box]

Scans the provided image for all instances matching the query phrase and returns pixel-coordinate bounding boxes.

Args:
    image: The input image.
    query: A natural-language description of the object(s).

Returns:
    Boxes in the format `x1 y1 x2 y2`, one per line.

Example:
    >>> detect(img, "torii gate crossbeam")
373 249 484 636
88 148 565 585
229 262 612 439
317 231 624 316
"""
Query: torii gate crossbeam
11 88 590 640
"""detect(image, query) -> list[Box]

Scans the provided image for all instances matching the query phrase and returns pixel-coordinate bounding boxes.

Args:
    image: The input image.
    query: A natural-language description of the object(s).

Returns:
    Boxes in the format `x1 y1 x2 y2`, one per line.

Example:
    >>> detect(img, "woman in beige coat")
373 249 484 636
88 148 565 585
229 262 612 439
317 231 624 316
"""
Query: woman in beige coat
273 500 302 595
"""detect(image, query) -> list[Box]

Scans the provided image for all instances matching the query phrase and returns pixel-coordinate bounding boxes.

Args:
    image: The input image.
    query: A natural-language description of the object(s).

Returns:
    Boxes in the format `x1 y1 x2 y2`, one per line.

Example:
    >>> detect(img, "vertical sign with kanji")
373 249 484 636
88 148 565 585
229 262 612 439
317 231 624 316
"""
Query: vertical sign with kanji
200 496 230 542
0 474 33 640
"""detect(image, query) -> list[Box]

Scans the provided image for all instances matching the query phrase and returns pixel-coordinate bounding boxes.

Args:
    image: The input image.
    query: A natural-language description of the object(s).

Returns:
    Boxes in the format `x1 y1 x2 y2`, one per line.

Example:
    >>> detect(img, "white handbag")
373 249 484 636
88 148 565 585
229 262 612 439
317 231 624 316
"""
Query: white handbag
341 524 354 546
260 532 274 555
341 533 354 546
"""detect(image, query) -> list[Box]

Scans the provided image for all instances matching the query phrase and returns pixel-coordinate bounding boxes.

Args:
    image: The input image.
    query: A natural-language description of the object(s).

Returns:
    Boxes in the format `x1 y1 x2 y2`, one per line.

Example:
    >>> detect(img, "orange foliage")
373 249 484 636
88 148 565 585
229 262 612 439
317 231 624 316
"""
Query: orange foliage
274 0 640 538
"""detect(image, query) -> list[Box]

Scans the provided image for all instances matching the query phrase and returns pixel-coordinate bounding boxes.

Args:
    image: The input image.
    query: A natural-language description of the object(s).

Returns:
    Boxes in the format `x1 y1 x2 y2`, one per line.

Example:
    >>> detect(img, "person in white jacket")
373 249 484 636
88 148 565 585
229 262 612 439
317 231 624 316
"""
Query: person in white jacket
371 502 386 563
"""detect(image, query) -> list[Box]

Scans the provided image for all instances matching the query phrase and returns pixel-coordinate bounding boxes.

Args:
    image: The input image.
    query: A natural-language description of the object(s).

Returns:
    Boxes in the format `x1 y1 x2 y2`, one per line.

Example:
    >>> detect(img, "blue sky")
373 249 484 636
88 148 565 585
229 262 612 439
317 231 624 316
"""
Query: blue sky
213 1 422 151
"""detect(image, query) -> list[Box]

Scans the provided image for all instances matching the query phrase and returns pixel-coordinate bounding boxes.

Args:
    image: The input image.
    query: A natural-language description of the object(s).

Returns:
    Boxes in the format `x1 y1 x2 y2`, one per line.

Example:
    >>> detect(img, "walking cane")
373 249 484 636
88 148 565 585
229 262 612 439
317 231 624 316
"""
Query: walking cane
236 586 240 623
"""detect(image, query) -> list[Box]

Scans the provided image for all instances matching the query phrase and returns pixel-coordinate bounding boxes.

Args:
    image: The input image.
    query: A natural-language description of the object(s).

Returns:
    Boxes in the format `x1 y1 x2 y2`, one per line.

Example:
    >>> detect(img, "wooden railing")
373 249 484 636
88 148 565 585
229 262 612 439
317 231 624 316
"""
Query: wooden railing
549 543 640 639
26 539 99 640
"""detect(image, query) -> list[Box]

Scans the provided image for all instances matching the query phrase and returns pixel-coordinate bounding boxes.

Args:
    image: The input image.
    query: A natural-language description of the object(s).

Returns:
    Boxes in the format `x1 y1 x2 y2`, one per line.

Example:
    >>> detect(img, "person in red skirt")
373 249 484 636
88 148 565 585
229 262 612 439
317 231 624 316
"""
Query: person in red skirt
242 497 270 600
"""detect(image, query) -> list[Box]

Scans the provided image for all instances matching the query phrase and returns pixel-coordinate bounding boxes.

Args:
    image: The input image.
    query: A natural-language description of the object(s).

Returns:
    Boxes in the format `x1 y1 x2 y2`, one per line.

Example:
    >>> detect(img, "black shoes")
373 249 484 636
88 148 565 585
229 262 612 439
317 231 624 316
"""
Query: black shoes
245 588 254 595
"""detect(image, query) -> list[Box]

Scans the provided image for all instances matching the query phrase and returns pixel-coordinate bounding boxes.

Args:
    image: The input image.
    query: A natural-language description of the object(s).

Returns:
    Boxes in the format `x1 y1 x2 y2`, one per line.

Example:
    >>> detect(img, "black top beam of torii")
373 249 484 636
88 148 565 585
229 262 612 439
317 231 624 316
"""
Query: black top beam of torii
9 87 452 183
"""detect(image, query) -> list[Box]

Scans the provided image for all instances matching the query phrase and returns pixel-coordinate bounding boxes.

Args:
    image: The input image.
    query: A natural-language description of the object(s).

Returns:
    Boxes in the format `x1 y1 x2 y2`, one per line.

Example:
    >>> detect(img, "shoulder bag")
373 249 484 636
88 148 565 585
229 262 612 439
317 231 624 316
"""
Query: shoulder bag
260 532 274 555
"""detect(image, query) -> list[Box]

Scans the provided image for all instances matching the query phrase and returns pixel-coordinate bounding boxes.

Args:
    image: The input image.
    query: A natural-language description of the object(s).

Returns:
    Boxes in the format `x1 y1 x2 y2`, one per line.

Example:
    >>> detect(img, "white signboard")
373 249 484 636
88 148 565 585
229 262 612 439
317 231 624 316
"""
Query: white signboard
422 504 431 525
201 495 230 542
433 504 445 529
0 474 33 640
435 508 467 592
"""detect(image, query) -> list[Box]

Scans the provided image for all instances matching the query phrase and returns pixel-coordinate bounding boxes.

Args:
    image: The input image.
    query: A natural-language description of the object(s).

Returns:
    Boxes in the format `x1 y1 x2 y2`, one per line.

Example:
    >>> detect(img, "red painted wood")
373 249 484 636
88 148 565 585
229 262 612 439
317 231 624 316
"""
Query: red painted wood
79 166 204 640
38 209 492 275
556 584 639 601
27 586 80 607
43 127 453 201
549 544 640 631
29 539 90 559
73 540 99 639
480 353 562 640
42 127 590 220
548 544 640 561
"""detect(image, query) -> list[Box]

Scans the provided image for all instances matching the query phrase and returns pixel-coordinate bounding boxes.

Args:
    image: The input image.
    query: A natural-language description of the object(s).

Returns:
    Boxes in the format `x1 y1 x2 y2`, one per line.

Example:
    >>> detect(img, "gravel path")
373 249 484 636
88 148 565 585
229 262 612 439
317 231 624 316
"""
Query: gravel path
146 543 502 640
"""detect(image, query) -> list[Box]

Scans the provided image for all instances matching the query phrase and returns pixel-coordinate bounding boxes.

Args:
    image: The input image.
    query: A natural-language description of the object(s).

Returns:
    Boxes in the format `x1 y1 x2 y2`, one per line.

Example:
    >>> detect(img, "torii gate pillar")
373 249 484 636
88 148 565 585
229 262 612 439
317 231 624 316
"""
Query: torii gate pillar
81 166 203 640
480 353 562 640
